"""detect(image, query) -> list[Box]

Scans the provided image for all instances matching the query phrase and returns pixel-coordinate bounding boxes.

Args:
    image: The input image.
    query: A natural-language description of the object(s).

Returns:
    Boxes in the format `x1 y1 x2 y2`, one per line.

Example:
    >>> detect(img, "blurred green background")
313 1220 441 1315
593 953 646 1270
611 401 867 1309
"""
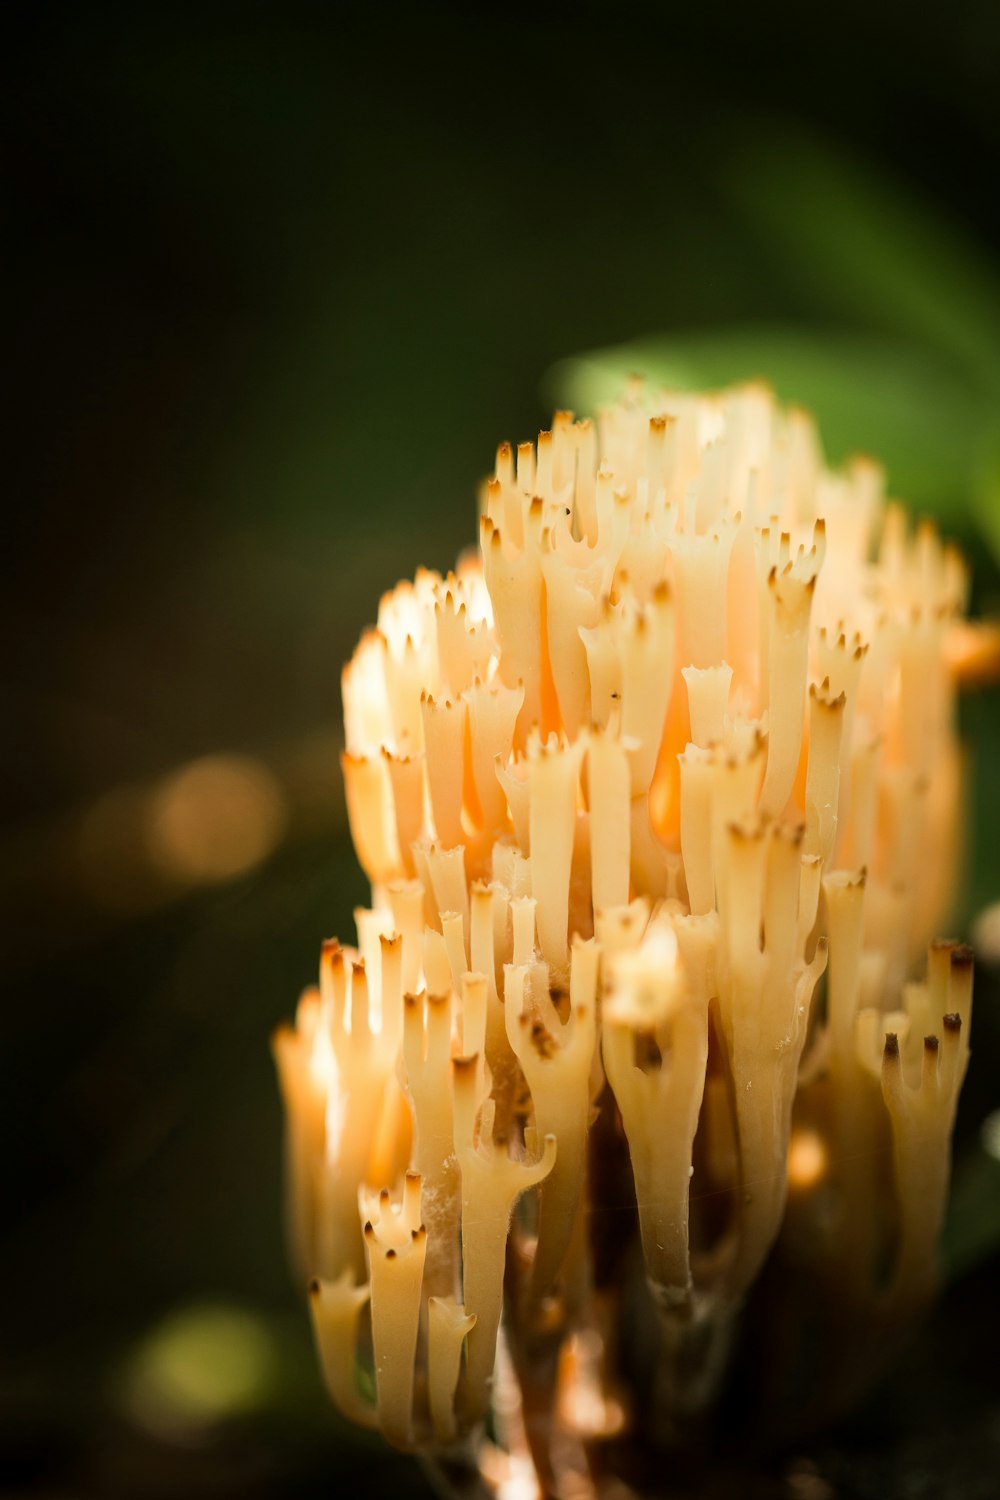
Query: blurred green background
5 4 1000 1497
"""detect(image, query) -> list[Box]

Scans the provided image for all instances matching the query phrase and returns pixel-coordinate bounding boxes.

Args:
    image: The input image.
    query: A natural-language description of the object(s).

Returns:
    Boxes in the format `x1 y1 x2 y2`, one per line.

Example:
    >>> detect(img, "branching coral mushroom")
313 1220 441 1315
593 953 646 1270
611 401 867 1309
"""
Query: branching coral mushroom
274 381 986 1484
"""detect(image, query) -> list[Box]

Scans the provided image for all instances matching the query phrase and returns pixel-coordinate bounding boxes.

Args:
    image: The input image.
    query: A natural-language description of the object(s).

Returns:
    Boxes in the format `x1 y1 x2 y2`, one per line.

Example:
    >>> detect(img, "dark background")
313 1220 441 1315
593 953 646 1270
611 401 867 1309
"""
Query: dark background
4 5 1000 1497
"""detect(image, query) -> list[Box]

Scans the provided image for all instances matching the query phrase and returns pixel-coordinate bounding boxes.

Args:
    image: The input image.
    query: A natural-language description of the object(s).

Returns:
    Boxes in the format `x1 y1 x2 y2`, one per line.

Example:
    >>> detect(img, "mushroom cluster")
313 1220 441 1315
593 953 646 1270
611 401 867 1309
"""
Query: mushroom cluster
274 382 976 1463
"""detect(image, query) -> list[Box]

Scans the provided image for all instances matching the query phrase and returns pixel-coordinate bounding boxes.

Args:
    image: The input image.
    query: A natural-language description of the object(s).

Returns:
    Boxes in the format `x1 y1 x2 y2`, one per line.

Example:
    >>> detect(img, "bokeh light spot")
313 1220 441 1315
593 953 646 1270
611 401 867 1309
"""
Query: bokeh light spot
972 900 1000 966
145 754 287 884
981 1109 1000 1163
787 1129 827 1191
122 1302 276 1441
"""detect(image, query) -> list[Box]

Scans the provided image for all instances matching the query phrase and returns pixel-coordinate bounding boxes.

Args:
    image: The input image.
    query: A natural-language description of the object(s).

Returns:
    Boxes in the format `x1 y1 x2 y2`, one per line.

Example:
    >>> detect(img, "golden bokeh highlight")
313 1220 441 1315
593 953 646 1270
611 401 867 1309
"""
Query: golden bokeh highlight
145 754 288 885
787 1129 828 1192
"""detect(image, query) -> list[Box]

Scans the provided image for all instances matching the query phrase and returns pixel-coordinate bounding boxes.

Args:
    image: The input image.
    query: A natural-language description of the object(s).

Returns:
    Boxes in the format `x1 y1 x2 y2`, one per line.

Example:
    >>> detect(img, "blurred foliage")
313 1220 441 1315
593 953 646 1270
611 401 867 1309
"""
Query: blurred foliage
553 130 1000 554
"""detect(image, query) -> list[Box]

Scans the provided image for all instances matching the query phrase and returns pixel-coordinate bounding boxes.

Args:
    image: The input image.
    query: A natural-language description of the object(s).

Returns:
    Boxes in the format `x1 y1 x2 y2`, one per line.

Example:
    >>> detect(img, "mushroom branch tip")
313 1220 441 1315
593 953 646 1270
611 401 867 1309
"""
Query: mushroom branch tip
276 377 986 1454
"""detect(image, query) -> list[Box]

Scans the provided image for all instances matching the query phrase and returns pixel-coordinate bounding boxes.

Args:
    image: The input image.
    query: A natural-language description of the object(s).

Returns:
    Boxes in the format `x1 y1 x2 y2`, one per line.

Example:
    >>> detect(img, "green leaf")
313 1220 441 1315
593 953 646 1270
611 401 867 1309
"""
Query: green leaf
724 129 1000 386
550 325 988 520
